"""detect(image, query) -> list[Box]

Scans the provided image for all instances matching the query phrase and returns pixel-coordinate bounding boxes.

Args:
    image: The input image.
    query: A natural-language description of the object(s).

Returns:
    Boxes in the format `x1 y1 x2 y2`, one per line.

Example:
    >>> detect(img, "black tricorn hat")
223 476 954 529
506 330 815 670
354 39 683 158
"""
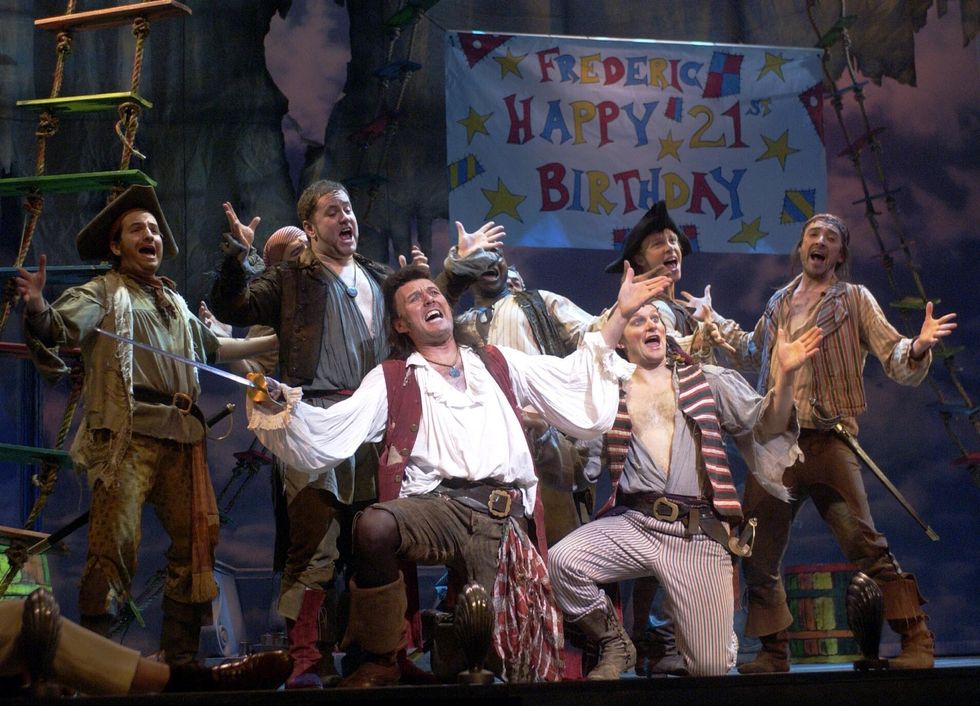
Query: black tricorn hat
76 185 178 261
604 200 690 274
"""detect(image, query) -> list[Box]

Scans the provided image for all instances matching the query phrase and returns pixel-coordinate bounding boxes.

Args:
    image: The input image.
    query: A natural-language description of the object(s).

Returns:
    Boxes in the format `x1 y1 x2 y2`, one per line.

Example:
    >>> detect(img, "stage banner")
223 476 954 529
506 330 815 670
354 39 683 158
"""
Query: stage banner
445 31 826 254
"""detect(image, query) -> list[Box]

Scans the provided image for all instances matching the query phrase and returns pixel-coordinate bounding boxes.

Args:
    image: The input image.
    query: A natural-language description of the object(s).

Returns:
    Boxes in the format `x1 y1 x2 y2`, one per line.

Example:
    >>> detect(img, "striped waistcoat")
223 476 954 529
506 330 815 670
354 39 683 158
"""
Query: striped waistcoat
598 364 743 521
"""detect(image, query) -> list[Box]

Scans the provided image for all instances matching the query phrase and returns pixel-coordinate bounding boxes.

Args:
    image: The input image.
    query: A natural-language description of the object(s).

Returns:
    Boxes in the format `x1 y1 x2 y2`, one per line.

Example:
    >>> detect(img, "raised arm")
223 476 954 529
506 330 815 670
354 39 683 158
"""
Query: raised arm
911 300 957 360
14 254 48 317
761 326 823 435
600 262 672 348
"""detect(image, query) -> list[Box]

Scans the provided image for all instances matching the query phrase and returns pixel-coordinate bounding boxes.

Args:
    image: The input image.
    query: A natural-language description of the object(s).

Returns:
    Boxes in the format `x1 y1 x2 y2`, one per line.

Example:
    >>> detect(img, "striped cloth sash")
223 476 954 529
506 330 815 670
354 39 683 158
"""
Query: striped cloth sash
598 364 743 521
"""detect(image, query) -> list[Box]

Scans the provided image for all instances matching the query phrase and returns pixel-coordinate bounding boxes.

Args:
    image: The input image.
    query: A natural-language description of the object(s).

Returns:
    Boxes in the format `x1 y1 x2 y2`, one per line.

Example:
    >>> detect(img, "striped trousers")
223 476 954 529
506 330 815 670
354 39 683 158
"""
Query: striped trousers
548 510 737 676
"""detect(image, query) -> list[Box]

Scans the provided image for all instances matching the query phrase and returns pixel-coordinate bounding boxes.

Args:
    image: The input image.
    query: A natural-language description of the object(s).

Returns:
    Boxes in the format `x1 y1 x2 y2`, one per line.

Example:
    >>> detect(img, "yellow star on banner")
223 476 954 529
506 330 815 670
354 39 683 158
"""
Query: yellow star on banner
756 130 800 170
494 48 527 79
481 178 526 222
657 130 683 161
456 107 492 145
758 52 790 81
728 217 768 249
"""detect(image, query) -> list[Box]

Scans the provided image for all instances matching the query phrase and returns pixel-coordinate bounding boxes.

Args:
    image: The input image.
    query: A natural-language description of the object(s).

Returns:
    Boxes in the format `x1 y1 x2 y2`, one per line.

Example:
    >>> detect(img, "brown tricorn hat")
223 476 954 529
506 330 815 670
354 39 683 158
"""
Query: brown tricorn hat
604 200 690 274
76 185 178 261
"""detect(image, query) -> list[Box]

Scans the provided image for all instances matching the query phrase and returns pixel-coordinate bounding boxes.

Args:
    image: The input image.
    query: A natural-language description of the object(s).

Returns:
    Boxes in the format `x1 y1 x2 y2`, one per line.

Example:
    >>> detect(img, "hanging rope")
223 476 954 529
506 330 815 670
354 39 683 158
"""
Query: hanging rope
0 17 74 335
21 360 85 528
118 16 150 170
806 4 979 456
361 18 422 223
114 101 147 161
0 360 85 599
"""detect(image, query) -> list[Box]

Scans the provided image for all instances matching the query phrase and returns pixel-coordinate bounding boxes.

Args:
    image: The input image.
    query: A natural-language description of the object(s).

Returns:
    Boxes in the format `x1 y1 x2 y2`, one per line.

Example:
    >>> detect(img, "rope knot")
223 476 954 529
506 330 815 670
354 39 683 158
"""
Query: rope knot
36 112 59 138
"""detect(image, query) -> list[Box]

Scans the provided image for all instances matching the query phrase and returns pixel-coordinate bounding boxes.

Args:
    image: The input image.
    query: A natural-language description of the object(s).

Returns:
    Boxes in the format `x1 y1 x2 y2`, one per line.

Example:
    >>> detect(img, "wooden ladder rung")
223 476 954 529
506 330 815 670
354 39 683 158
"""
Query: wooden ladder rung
0 442 73 470
17 92 153 114
0 265 110 288
0 169 156 197
35 0 191 33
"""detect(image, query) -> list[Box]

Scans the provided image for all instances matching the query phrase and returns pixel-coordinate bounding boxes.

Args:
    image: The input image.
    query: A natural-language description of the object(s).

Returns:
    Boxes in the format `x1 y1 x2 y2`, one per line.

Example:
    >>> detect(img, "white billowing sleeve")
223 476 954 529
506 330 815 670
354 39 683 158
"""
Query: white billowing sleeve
499 331 634 441
245 365 390 482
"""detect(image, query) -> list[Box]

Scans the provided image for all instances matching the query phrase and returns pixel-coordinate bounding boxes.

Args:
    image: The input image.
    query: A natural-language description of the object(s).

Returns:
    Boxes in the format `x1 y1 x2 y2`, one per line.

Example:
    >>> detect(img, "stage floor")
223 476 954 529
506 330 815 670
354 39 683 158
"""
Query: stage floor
2 657 978 705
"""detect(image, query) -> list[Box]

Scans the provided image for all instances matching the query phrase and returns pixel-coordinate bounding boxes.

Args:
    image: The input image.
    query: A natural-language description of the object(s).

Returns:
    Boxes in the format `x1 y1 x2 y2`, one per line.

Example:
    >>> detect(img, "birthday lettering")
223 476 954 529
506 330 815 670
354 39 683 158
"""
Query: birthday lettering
537 161 746 220
505 94 749 150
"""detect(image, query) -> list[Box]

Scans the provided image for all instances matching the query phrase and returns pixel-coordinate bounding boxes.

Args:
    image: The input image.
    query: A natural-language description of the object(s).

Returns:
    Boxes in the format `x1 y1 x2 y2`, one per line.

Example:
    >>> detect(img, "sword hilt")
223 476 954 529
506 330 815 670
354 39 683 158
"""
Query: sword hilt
246 372 271 403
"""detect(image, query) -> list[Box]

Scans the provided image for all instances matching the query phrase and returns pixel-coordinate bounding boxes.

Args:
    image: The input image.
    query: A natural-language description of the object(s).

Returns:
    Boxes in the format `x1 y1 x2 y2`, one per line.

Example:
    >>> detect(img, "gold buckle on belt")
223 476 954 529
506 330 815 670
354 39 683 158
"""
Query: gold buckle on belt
487 489 513 518
171 392 193 415
652 496 680 522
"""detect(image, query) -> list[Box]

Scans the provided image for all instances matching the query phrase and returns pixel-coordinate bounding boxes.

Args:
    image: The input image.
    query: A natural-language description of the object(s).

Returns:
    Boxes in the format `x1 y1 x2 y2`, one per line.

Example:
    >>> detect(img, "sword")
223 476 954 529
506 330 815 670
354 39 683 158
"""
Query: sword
95 327 280 406
810 398 939 541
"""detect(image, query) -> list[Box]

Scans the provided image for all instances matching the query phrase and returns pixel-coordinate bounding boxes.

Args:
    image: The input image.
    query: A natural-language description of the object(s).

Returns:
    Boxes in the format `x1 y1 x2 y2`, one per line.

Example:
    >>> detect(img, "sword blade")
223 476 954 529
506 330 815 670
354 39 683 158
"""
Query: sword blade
834 424 940 541
95 327 258 391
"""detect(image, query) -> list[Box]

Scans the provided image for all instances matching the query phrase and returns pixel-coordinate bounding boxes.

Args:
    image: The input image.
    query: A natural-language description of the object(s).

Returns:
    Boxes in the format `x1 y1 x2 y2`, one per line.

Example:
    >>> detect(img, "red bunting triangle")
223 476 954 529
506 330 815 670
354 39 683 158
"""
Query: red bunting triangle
798 82 825 143
457 32 512 67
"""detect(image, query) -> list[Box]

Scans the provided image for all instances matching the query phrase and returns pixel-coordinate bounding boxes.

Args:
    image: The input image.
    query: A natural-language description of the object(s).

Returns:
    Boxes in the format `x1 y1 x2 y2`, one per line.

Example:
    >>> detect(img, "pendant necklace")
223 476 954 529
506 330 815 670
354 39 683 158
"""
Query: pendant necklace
340 264 358 298
423 350 462 378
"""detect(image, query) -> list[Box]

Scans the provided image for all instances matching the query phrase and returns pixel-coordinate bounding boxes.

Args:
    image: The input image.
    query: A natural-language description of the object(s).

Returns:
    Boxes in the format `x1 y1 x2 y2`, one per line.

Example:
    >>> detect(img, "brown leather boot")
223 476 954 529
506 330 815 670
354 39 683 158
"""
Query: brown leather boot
160 598 210 666
337 573 408 688
879 574 933 669
887 617 935 669
572 596 636 680
737 630 789 674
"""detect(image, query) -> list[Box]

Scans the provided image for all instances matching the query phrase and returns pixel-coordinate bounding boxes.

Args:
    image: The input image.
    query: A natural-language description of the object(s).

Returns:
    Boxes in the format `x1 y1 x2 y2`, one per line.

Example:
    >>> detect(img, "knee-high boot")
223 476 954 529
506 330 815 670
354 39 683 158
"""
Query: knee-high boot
160 597 209 666
337 573 408 688
285 589 326 689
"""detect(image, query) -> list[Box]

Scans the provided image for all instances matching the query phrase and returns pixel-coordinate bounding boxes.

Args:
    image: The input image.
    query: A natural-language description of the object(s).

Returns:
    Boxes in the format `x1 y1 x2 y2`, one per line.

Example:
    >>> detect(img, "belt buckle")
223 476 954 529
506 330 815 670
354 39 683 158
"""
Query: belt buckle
487 488 512 518
652 496 680 522
171 392 193 415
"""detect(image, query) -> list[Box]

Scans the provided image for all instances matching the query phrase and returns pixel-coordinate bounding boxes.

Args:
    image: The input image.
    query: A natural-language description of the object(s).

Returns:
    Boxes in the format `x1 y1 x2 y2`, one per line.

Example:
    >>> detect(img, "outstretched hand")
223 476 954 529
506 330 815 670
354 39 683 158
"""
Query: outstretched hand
600 262 671 349
455 220 505 259
222 201 260 261
198 301 233 337
397 244 430 273
680 285 714 321
14 254 47 316
700 320 737 355
913 301 957 358
617 262 671 319
775 326 823 375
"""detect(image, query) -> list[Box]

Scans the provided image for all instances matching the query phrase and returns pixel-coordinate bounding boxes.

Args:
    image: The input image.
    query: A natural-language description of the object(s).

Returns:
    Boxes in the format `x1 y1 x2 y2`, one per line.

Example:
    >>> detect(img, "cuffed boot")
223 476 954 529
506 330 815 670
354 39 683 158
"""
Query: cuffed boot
160 598 209 666
337 573 408 688
887 617 935 669
879 573 933 669
737 630 789 674
285 589 326 689
572 596 636 680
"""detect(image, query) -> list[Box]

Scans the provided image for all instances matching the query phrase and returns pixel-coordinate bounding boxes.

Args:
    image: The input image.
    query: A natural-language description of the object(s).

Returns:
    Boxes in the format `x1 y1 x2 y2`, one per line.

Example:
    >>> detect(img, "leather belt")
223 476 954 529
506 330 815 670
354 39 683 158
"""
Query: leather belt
436 480 523 519
620 492 734 551
132 386 205 427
